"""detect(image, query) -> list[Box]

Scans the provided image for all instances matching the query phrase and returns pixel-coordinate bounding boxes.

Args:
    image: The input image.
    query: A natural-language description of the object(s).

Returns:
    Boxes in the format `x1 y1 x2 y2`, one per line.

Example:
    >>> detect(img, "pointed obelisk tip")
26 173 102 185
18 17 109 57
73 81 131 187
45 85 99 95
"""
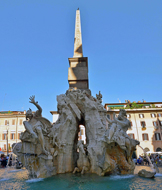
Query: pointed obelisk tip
77 8 79 10
73 7 83 57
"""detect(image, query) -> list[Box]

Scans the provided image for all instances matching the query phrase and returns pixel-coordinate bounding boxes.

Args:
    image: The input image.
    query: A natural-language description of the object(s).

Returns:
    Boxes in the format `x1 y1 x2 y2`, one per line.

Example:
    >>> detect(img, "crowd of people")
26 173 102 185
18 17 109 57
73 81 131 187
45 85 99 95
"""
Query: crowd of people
135 154 162 166
0 154 12 168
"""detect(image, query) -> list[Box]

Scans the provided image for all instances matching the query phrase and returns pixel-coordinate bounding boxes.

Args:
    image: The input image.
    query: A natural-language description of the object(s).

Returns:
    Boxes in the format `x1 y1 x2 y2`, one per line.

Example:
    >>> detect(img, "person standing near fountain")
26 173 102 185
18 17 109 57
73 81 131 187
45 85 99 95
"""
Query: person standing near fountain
1 155 7 168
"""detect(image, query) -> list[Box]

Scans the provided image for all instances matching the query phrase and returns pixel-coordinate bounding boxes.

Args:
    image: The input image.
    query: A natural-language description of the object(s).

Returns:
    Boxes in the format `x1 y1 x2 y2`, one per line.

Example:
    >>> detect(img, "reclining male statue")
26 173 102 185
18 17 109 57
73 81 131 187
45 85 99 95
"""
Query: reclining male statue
22 95 51 155
106 109 139 159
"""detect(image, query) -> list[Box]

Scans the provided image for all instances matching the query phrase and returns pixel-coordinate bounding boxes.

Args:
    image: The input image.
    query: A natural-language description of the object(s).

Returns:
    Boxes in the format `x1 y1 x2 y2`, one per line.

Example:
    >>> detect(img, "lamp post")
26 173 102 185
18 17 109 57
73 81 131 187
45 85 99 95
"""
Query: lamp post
6 121 9 156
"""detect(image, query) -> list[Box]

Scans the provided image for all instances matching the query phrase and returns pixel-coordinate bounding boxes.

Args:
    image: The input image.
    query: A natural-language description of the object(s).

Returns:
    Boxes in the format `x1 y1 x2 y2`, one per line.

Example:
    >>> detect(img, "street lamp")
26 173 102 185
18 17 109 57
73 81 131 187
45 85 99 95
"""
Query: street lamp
6 121 9 156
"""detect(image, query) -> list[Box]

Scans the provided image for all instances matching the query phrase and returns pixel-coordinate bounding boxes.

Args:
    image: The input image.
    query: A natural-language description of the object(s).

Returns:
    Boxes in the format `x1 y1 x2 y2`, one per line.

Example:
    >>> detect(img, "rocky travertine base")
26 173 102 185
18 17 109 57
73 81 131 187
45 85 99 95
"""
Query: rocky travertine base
102 144 135 176
138 169 156 178
13 92 139 178
13 142 56 178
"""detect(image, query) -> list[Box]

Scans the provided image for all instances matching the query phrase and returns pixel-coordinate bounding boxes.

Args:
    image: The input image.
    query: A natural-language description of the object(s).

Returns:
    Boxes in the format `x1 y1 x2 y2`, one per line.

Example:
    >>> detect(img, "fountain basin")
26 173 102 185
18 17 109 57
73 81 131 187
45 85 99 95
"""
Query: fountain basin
0 166 162 190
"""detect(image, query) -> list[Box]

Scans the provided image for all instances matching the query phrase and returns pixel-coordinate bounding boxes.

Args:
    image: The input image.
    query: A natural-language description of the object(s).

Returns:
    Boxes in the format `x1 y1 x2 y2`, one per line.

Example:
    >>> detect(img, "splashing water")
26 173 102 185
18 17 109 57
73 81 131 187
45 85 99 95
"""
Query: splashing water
0 178 10 182
109 175 135 180
26 178 44 183
155 173 162 177
8 169 23 173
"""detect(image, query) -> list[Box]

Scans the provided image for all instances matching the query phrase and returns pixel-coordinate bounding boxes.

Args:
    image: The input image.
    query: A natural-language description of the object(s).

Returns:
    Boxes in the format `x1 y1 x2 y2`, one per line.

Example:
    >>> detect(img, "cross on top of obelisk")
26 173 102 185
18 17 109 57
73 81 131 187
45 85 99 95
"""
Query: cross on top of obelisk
73 9 83 57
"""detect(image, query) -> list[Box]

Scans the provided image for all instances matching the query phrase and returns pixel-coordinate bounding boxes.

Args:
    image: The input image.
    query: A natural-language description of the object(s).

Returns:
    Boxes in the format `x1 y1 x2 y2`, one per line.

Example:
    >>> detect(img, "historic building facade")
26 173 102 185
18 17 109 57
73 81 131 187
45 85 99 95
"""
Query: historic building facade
0 111 26 153
105 101 162 157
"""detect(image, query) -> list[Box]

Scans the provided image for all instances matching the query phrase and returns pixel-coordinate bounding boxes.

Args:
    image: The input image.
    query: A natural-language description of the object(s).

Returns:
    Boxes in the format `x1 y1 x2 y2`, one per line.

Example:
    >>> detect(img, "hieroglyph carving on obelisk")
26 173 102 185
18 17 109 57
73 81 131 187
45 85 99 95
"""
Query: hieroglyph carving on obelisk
74 9 83 57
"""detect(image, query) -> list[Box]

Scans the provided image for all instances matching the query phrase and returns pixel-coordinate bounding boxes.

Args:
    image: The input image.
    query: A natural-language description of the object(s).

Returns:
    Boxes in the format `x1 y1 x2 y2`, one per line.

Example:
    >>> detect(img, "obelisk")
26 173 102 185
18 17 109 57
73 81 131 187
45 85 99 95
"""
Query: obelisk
68 9 90 94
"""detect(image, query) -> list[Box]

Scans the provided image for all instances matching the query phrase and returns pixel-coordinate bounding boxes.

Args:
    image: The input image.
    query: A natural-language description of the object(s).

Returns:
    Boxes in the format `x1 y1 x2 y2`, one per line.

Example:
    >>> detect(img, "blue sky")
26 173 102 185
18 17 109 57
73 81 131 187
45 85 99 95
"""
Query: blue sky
0 0 162 121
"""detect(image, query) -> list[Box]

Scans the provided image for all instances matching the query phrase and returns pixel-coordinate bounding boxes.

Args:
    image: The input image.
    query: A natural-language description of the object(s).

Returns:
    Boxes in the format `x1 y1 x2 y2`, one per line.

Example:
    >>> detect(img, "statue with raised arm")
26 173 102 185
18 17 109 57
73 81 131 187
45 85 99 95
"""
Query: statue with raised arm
106 110 130 143
106 110 132 153
106 109 139 157
22 95 52 155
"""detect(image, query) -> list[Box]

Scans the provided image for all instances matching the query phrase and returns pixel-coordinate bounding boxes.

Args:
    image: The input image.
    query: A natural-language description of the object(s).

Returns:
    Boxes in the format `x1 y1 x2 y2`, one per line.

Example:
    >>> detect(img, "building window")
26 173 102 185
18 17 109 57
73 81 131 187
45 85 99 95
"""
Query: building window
3 134 7 140
156 147 162 152
10 133 15 140
144 148 150 153
155 133 161 141
4 144 6 151
141 121 146 128
153 121 158 127
159 120 162 126
5 120 9 125
107 114 110 119
19 119 23 125
128 133 135 139
142 133 149 141
127 114 131 118
12 119 15 125
151 113 156 118
139 114 144 118
157 113 162 117
129 121 133 127
18 133 21 139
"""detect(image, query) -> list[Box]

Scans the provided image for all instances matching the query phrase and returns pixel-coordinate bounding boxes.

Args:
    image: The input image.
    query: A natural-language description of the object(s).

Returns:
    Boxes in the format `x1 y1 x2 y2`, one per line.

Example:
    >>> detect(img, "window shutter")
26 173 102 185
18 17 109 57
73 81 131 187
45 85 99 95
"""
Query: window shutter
147 134 149 140
19 119 23 125
12 120 15 125
160 121 162 126
155 134 157 140
158 133 161 140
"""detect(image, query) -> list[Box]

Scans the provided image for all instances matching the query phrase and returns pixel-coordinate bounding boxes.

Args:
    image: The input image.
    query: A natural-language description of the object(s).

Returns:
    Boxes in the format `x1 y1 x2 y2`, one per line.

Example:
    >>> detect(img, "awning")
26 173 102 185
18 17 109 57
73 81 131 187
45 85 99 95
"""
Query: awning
107 105 125 107
146 151 162 154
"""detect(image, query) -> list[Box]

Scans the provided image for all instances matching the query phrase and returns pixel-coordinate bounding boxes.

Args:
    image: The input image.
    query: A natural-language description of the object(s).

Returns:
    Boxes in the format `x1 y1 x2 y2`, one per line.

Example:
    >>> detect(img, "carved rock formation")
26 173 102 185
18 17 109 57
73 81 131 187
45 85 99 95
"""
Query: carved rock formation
138 169 156 178
13 91 139 178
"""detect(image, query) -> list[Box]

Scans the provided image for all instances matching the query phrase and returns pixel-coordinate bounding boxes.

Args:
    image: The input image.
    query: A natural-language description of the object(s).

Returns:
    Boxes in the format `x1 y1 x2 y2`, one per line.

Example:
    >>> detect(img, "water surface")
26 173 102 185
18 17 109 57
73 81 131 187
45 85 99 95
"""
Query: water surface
0 166 162 190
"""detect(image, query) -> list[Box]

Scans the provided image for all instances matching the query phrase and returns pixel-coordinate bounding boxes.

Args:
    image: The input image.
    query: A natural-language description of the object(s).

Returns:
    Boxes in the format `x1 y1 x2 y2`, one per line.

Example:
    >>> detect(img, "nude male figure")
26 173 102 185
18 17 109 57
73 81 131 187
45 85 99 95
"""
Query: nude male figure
23 95 49 155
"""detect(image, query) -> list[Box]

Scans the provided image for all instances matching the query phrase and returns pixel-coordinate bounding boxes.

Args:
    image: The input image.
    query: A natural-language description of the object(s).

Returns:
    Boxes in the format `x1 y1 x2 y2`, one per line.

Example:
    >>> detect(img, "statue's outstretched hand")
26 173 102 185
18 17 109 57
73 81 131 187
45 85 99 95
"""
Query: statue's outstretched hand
29 95 36 104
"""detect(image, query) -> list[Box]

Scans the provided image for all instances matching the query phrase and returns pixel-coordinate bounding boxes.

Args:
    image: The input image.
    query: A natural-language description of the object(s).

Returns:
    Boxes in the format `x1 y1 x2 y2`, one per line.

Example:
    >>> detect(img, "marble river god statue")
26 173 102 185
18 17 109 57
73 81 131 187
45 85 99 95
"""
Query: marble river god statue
13 90 139 178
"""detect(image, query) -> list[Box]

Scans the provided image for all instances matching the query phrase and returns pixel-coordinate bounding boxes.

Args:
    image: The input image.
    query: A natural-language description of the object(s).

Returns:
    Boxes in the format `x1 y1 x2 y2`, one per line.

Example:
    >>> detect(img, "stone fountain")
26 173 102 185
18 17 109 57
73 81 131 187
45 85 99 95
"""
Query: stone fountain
13 9 139 178
13 92 139 178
